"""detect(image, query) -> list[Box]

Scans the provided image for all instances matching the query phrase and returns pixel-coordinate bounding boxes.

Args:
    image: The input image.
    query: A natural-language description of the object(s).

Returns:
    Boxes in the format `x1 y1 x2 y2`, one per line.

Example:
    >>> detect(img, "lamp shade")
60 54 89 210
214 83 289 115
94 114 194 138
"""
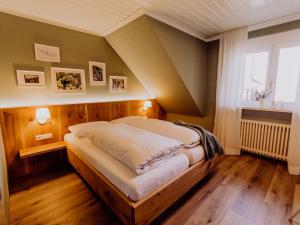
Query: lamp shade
144 101 152 109
36 108 51 124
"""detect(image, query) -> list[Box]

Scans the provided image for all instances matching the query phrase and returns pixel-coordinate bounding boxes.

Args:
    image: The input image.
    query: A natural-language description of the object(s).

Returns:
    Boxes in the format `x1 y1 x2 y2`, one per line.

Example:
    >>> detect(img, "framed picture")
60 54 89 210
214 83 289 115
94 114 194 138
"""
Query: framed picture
34 43 60 62
16 70 45 87
51 67 86 94
109 76 127 93
89 61 106 86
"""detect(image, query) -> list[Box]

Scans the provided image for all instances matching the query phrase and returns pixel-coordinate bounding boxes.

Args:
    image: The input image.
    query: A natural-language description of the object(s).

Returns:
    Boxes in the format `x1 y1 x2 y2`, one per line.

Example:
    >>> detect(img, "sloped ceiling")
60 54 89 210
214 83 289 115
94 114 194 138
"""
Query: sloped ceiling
140 0 300 40
0 0 142 36
150 18 207 114
106 15 207 116
1 0 300 41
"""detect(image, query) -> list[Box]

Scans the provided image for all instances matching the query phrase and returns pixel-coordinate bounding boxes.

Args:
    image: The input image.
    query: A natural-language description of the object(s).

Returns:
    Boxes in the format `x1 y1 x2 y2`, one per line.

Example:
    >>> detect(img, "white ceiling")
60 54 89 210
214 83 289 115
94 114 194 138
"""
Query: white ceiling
1 0 300 41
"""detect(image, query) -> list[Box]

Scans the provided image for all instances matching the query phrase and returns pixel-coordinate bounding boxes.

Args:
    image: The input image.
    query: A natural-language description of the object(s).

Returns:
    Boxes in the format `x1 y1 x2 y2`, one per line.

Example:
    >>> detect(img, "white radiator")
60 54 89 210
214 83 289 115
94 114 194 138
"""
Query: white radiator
240 119 291 161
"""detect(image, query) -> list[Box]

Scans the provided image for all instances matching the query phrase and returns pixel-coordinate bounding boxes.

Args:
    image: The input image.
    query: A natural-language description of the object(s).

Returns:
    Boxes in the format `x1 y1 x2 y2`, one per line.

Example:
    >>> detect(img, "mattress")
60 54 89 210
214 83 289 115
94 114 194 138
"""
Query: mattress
64 133 189 201
179 145 205 165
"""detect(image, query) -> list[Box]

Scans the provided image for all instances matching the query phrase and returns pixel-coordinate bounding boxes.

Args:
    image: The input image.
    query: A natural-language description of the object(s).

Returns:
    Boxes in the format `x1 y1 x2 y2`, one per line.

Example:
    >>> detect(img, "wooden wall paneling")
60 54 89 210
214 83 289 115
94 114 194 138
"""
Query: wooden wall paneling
110 102 121 120
86 103 97 122
119 101 131 118
25 105 71 177
27 105 64 174
86 102 111 122
1 109 29 178
19 107 35 148
60 104 87 139
100 102 113 121
0 99 166 180
48 106 62 143
19 106 61 146
19 107 41 177
146 99 156 119
130 100 147 117
0 110 10 164
20 107 60 147
110 101 131 120
154 100 166 120
131 99 162 119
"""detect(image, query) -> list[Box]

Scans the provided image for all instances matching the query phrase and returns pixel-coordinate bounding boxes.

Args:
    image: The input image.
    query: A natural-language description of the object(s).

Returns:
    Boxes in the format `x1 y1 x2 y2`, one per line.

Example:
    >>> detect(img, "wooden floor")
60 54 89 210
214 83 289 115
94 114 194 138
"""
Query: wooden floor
10 153 300 225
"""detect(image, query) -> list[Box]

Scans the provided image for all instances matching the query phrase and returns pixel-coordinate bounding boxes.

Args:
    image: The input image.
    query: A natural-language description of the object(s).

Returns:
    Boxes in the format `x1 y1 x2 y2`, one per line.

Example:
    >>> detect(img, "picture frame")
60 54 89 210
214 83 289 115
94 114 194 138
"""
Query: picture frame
51 67 86 94
109 76 127 93
89 61 106 86
16 70 45 87
34 43 60 62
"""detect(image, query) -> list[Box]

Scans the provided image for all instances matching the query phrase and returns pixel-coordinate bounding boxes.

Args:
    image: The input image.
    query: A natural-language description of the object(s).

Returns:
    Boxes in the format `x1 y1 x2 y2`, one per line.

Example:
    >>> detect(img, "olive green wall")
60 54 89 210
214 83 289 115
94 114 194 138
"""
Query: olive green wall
150 18 207 113
0 12 149 108
106 15 206 116
167 40 219 131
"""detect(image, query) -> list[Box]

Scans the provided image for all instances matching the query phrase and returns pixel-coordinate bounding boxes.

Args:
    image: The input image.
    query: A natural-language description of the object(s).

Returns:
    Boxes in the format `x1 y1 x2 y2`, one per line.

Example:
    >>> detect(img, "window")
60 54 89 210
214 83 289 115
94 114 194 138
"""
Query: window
243 51 269 101
274 46 300 103
242 31 300 110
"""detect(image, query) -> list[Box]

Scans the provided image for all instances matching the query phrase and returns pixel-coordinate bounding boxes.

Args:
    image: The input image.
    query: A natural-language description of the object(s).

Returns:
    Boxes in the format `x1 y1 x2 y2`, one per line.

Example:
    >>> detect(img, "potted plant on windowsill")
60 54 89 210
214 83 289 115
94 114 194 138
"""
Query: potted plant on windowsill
255 89 272 108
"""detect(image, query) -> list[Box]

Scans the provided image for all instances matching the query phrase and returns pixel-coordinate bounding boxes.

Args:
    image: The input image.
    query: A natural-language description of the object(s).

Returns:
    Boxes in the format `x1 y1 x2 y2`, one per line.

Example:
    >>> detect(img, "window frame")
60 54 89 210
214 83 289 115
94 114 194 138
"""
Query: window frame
242 29 300 110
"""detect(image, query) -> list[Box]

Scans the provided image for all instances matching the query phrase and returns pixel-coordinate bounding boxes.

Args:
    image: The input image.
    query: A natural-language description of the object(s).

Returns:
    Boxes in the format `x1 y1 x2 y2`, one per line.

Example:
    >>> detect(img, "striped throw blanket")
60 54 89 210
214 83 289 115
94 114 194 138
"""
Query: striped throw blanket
173 121 223 160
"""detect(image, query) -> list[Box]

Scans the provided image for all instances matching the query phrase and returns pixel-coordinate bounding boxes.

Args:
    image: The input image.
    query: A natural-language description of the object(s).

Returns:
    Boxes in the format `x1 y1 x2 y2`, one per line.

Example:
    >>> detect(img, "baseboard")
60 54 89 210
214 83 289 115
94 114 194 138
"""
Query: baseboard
224 148 241 155
288 165 300 175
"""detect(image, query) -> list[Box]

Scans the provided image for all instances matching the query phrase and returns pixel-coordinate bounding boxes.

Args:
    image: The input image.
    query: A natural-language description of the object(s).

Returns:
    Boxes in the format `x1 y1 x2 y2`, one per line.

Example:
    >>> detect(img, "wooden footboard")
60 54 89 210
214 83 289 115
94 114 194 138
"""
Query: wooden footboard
67 145 220 225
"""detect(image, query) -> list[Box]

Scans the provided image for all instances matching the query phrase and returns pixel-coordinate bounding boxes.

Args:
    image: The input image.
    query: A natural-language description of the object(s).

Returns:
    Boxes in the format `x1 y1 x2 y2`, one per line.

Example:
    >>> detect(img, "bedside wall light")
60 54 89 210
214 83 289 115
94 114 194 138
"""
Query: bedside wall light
36 108 51 125
143 100 152 111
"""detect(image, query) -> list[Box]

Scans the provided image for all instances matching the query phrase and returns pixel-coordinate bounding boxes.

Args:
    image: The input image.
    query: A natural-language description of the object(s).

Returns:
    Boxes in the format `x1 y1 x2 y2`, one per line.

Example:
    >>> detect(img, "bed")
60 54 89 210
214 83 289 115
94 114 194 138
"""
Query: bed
65 118 221 225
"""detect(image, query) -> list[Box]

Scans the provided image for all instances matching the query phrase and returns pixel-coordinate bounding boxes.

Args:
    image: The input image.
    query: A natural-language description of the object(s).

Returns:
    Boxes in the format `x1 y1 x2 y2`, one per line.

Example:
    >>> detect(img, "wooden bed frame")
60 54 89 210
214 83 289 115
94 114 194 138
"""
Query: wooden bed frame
67 145 221 225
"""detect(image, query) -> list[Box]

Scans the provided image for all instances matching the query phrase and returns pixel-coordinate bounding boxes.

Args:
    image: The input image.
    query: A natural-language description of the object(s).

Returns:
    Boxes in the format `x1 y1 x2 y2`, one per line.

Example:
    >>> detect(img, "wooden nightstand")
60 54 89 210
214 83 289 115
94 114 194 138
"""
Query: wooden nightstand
19 141 67 159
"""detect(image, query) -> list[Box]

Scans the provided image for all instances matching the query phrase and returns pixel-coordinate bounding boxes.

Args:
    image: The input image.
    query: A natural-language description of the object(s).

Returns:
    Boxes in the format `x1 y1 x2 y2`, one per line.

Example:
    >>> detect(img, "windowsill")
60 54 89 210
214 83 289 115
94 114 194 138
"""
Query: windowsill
242 106 292 113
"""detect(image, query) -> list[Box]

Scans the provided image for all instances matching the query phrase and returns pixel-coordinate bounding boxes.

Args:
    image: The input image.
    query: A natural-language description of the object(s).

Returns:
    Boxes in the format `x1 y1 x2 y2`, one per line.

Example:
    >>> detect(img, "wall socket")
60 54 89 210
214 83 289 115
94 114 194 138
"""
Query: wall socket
36 133 53 141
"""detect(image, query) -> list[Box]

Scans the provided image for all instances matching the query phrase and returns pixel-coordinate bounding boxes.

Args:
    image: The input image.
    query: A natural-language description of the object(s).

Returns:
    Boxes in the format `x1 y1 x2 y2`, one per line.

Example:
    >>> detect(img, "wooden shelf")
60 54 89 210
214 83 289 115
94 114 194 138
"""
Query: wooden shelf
19 141 66 159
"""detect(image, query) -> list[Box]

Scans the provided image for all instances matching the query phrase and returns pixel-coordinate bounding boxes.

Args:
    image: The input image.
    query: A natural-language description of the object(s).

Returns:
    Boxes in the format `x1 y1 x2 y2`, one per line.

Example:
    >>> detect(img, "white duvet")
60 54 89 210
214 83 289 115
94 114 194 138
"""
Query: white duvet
86 123 183 174
112 117 200 147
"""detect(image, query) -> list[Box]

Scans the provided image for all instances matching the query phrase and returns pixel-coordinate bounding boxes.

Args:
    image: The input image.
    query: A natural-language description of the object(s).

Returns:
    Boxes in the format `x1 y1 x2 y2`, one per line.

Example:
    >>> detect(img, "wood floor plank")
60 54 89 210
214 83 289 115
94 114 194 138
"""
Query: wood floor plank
13 189 92 225
184 155 261 224
231 158 277 223
258 163 295 225
153 172 226 225
11 175 82 207
11 180 85 222
10 153 295 225
219 210 255 225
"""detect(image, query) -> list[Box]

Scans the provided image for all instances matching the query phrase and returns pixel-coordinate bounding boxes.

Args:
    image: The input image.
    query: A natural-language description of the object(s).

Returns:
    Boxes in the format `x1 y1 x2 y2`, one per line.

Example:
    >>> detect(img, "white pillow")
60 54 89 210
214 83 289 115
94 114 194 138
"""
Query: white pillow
69 121 110 137
111 116 145 124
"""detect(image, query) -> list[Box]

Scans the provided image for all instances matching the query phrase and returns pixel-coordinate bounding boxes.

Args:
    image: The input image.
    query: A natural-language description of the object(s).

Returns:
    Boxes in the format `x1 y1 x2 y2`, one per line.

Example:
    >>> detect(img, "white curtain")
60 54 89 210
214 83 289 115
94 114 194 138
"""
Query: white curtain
0 126 9 225
214 27 248 155
288 76 300 175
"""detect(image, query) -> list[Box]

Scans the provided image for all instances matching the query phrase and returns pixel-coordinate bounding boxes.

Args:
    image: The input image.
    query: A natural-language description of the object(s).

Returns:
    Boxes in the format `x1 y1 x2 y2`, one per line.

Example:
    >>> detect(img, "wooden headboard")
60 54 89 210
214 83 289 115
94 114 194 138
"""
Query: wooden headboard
0 99 165 180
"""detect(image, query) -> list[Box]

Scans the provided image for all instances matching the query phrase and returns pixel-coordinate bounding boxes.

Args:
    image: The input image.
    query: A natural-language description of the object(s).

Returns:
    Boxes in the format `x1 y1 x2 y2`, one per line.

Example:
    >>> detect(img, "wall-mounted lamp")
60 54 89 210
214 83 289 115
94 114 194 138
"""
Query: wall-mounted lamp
36 108 51 125
143 100 152 111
